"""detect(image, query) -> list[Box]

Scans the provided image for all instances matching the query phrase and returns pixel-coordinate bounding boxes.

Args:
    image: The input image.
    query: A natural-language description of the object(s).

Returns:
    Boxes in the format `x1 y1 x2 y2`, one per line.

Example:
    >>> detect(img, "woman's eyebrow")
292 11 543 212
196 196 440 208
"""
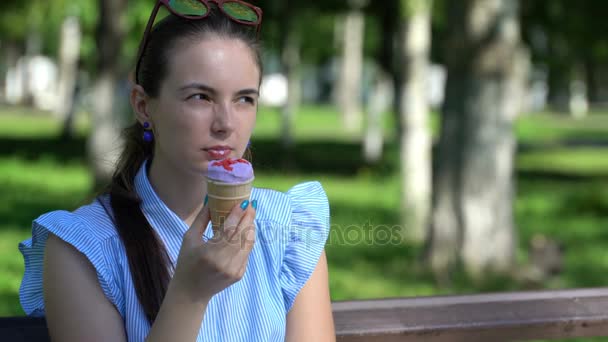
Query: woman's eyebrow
179 82 216 94
236 89 259 97
178 83 258 97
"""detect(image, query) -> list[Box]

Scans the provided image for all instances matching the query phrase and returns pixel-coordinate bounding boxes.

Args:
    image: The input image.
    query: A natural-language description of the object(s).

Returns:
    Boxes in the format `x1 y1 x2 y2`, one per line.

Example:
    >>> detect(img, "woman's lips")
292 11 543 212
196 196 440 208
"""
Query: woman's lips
205 148 230 160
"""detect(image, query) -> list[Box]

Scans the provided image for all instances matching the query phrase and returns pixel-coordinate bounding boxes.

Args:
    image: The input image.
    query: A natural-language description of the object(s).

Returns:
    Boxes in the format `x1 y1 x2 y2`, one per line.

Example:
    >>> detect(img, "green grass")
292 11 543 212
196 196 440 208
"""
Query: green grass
255 105 387 141
518 148 608 176
516 111 608 144
0 105 90 138
1 105 608 342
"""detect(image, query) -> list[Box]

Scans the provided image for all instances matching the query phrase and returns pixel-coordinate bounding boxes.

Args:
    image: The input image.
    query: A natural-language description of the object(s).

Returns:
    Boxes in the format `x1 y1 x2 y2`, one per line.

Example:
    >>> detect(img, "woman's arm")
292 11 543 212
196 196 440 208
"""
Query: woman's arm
44 234 211 342
44 233 128 341
285 251 336 342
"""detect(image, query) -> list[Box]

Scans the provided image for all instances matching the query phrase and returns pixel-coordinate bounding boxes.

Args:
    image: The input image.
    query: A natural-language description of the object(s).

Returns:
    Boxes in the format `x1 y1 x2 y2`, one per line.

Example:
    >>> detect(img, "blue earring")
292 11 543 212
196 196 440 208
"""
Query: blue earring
143 122 154 143
247 140 252 148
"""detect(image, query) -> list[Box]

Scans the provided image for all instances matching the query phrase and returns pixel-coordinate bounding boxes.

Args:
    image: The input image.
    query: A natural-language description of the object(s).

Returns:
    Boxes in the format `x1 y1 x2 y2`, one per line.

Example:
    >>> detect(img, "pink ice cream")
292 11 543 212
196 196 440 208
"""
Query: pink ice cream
207 158 254 183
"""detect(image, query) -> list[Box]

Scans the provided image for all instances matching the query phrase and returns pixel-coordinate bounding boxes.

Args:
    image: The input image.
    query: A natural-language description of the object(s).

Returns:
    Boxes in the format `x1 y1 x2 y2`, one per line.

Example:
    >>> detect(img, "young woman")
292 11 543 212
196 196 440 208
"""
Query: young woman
18 1 335 340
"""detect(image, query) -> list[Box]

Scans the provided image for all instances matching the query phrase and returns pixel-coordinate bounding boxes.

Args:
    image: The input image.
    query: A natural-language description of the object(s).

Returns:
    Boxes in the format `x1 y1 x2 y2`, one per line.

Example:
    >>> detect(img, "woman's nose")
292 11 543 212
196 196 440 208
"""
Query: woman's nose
210 103 234 135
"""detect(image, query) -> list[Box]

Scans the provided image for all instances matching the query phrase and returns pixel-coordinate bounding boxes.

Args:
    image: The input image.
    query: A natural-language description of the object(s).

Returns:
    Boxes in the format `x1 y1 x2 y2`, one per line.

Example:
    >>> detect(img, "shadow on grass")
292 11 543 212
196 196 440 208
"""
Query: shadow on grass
0 135 400 176
0 137 86 163
0 290 24 316
250 139 399 176
2 135 607 181
566 263 608 288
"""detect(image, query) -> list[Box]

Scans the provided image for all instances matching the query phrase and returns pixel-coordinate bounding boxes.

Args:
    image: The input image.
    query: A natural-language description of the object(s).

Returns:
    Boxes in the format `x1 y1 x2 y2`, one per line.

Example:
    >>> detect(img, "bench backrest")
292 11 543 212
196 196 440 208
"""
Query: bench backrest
3 288 608 341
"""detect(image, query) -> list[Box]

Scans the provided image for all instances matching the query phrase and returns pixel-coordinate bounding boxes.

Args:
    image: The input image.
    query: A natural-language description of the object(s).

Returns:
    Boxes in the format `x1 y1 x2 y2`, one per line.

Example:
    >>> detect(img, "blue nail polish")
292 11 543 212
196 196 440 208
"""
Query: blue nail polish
251 200 258 210
204 195 208 206
240 200 249 210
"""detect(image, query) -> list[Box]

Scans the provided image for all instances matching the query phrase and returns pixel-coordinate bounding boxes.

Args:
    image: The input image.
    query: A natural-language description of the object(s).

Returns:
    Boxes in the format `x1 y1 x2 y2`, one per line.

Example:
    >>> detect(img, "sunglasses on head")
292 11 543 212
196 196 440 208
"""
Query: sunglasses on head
135 0 263 85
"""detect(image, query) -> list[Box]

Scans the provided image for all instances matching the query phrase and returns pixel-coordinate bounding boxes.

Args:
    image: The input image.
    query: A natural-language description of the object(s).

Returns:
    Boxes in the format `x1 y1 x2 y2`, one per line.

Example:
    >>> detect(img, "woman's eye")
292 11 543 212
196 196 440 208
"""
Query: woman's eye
188 93 211 101
237 96 256 105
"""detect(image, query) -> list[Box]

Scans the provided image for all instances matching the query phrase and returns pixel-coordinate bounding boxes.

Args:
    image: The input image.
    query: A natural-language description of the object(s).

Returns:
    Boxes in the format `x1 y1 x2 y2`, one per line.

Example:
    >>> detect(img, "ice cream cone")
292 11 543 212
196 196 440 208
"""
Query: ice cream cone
206 177 254 233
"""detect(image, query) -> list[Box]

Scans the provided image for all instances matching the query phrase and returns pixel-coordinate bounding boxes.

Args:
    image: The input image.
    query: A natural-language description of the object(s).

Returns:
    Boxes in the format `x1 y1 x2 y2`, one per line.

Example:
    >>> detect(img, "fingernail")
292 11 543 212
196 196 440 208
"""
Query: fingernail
251 200 258 210
204 195 208 206
240 200 249 210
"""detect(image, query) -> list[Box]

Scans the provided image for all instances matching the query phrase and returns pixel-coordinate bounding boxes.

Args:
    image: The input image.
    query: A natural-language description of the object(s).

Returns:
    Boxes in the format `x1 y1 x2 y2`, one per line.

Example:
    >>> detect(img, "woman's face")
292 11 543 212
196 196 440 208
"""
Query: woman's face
147 37 260 176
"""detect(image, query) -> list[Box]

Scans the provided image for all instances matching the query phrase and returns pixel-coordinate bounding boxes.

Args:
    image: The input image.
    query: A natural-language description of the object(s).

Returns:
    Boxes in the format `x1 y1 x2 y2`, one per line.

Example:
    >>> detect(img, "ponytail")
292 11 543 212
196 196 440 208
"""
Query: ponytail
107 122 171 325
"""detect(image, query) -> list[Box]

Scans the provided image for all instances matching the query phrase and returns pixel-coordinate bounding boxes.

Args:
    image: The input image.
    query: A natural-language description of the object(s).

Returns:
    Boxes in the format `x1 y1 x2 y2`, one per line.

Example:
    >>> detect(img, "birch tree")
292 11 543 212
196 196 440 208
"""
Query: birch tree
397 0 433 243
363 67 392 163
337 0 366 132
55 16 82 138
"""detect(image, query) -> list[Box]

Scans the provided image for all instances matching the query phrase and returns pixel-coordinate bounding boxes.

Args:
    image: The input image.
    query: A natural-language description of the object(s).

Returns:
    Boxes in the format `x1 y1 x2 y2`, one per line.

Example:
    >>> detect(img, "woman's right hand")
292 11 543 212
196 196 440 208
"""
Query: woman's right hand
171 200 257 304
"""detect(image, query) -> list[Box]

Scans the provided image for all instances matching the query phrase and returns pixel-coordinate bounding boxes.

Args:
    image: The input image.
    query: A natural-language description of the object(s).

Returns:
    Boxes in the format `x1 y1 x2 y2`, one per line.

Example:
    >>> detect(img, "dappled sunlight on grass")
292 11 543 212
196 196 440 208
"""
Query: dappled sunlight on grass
516 112 608 144
0 157 90 192
0 106 90 138
518 148 608 176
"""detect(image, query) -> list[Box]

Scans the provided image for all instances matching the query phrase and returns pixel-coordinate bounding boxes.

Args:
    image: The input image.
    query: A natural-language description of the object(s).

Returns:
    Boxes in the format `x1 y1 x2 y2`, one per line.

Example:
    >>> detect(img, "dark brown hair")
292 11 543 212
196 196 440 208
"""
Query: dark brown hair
107 9 262 325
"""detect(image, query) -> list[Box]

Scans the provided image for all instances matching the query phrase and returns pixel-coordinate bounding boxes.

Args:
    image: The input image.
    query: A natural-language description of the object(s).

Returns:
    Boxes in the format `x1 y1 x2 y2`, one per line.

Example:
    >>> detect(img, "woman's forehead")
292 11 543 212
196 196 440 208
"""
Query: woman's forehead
165 37 260 91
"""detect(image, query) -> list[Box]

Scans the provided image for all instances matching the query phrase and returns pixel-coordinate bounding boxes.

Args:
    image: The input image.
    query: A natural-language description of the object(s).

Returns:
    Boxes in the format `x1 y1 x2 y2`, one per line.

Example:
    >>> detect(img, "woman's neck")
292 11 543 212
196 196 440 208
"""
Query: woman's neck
147 156 207 226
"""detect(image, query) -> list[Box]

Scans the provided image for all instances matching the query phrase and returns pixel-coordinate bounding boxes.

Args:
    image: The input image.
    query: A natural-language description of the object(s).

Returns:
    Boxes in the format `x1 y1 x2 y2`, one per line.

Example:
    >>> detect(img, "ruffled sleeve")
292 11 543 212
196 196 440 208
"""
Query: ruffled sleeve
279 181 330 313
18 210 123 317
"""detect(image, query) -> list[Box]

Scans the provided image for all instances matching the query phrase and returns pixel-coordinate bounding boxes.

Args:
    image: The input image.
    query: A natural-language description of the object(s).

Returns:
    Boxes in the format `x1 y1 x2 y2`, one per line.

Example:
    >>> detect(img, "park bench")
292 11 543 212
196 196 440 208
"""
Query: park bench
2 288 608 341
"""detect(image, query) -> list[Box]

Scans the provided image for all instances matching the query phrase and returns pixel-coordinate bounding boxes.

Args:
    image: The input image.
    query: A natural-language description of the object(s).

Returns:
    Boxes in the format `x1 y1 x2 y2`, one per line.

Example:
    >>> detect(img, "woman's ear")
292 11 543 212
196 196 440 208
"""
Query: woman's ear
130 84 152 125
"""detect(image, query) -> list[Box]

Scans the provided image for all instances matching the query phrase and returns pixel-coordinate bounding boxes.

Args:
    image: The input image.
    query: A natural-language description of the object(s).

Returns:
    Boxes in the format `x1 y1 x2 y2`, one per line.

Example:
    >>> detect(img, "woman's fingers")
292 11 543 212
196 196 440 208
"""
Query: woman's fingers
210 200 249 243
200 203 257 285
208 200 256 256
226 206 256 279
224 200 249 236
184 205 210 245
234 206 256 251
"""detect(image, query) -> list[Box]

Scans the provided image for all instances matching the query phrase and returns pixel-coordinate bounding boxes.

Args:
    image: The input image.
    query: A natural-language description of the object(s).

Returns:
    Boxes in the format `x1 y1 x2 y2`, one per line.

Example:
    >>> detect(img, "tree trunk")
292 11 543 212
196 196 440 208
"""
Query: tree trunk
398 0 433 243
545 36 570 111
89 0 127 189
363 68 391 163
569 64 588 119
365 0 398 164
55 16 82 138
21 32 42 107
338 9 365 132
428 0 526 282
583 56 599 105
280 10 300 150
378 0 403 142
2 42 20 104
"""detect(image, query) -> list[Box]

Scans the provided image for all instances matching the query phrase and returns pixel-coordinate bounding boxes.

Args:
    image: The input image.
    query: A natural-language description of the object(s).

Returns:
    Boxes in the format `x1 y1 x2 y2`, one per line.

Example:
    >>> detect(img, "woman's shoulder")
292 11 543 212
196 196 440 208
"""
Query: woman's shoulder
33 195 119 243
252 182 330 313
20 195 126 317
252 181 329 225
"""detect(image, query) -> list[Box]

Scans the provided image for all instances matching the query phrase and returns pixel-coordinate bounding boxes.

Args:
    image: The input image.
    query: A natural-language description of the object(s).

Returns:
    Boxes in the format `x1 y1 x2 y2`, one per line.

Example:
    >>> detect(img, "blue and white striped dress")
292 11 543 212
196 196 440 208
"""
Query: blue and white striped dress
19 160 330 341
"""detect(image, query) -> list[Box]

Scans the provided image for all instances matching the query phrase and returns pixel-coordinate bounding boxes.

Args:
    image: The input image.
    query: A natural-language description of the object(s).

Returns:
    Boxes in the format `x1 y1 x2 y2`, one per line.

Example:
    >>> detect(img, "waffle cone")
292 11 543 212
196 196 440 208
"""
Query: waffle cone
206 177 254 233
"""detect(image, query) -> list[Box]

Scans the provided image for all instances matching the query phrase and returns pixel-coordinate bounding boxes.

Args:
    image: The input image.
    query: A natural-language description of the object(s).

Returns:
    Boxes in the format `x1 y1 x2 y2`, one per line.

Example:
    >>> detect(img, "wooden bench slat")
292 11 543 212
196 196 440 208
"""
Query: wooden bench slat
332 288 608 341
